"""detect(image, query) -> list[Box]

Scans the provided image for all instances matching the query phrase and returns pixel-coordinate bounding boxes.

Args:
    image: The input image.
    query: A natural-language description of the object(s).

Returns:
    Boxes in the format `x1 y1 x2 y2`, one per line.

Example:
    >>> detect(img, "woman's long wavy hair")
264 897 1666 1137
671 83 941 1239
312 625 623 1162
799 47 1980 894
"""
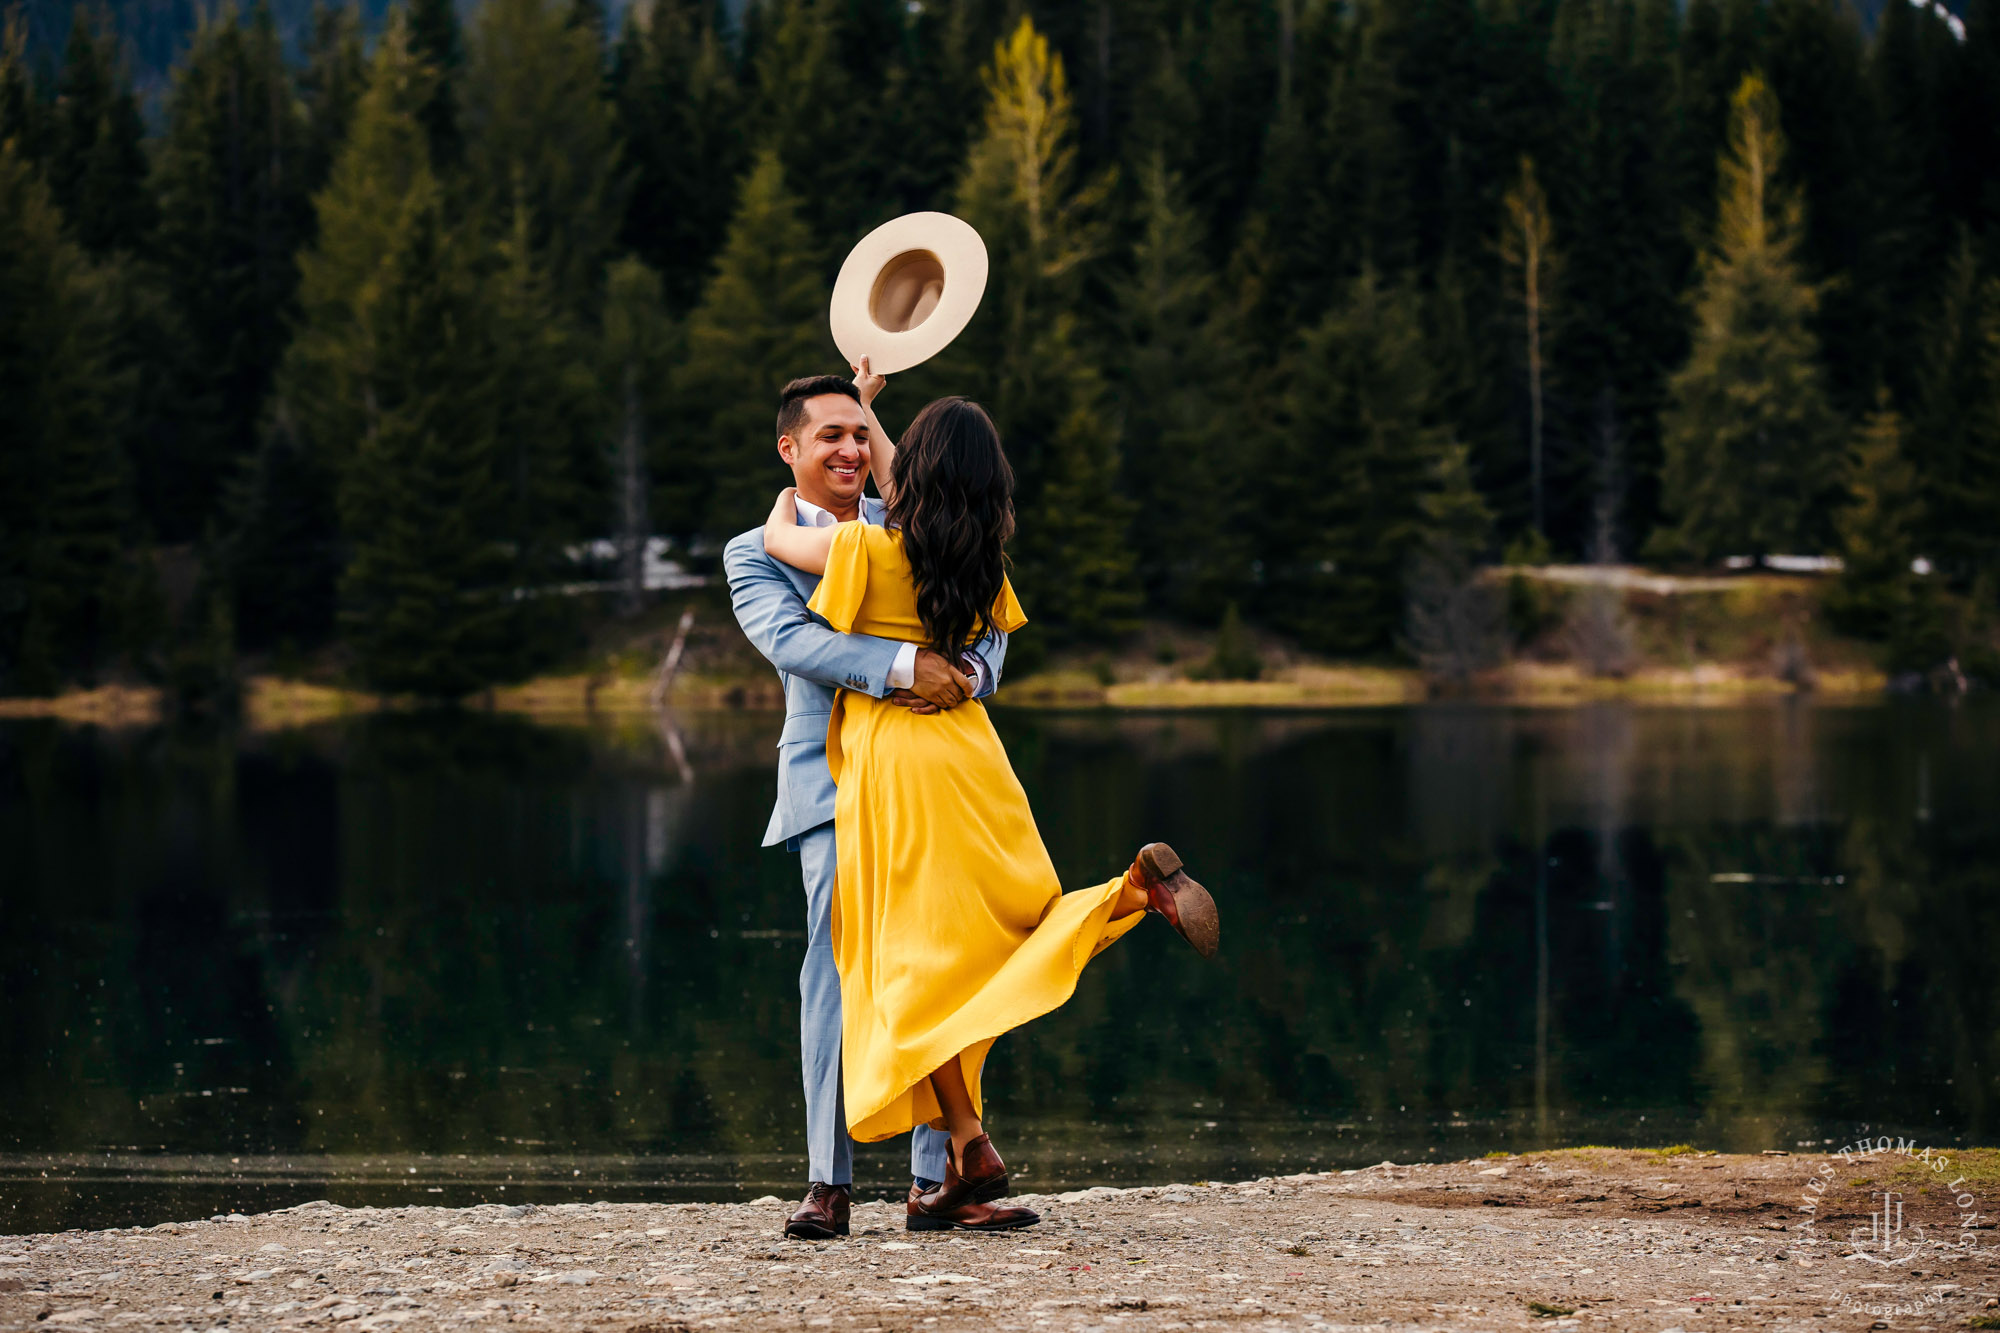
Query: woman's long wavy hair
886 397 1016 659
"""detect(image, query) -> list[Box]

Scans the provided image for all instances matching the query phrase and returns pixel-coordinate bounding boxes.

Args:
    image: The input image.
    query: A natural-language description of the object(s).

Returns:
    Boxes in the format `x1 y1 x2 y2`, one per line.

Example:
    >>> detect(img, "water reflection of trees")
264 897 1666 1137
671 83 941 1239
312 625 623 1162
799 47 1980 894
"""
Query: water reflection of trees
2 702 1995 1183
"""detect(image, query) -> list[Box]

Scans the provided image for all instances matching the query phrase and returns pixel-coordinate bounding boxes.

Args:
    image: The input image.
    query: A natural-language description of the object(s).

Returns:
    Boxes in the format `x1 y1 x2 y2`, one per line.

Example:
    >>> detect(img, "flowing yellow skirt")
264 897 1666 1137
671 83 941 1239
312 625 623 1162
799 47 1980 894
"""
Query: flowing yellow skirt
827 690 1142 1142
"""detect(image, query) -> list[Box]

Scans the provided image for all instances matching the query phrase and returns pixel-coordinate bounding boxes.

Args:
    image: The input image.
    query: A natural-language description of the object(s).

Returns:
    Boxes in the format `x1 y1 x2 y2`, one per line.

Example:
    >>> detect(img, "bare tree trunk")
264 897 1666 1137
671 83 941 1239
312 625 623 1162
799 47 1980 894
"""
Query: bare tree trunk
649 606 695 709
1527 255 1544 540
1277 0 1296 108
616 358 648 618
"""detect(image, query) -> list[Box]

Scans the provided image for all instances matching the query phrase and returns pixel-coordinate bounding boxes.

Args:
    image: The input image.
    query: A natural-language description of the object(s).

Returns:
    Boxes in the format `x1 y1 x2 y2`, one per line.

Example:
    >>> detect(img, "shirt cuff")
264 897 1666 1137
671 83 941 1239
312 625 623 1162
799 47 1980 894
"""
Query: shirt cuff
887 641 918 690
963 649 992 697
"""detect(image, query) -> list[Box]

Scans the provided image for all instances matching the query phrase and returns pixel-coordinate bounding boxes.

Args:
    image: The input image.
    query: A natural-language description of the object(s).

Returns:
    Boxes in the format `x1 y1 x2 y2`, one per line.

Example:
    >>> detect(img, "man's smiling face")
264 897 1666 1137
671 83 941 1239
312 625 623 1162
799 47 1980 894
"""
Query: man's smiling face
780 393 872 514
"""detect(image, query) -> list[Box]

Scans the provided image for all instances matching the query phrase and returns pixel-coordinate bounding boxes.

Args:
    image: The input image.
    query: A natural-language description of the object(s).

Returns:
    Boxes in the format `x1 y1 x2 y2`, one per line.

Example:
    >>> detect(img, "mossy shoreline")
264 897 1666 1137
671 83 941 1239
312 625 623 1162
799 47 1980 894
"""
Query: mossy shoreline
0 568 1915 728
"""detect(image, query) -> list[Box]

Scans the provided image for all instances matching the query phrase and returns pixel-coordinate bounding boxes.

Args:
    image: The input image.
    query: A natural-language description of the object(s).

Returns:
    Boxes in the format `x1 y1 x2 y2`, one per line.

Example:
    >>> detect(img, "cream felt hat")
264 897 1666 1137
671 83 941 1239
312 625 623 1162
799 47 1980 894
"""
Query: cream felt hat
829 212 988 375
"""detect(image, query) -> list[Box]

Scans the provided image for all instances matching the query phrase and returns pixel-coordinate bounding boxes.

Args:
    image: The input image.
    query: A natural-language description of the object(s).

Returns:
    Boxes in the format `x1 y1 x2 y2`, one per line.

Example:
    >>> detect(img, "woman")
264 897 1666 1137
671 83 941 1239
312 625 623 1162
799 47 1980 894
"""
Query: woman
762 386 1219 1233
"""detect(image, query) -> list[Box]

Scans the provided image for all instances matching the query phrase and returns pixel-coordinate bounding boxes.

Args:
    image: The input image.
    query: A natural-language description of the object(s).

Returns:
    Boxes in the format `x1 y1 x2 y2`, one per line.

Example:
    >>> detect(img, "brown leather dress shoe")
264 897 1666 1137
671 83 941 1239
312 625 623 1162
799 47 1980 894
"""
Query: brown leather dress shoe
906 1179 1040 1232
1127 842 1220 958
783 1182 850 1239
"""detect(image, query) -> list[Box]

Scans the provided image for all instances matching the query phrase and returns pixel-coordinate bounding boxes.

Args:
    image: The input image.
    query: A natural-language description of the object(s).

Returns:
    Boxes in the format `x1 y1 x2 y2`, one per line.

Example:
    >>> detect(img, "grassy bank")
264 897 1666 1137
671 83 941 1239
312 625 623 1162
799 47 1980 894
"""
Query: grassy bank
0 567 1902 727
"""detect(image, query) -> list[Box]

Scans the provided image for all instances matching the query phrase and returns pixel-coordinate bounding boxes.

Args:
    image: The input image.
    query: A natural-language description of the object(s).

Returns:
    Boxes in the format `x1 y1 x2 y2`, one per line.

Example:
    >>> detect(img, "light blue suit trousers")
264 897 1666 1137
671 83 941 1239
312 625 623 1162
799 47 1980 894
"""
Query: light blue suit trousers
796 823 949 1186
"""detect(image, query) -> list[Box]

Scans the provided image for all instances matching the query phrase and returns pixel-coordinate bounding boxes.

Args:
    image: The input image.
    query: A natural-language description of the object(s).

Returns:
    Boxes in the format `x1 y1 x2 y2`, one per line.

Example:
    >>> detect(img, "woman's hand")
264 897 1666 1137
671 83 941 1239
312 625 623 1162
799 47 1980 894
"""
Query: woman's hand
851 355 886 408
763 487 799 554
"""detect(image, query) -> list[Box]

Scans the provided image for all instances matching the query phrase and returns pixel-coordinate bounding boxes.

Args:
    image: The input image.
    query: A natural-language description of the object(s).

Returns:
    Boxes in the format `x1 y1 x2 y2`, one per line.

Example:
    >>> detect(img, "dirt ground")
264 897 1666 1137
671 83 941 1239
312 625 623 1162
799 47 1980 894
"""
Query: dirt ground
4 1150 1996 1333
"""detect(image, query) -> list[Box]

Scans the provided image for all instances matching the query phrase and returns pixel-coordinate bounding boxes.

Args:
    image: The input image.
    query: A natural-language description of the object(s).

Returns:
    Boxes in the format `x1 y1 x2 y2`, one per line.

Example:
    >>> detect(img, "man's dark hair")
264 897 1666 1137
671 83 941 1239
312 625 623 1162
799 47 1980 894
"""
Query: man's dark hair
777 375 861 442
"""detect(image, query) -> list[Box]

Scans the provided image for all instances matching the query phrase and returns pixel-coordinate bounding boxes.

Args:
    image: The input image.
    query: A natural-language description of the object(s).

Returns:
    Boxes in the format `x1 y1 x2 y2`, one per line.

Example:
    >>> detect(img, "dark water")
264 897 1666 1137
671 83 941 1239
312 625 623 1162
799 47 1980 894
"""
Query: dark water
4 700 1996 1234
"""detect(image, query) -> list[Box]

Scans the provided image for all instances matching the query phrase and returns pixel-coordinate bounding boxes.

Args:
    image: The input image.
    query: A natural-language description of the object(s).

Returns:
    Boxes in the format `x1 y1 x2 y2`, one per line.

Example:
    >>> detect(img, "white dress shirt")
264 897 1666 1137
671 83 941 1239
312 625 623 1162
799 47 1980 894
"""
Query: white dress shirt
791 493 992 696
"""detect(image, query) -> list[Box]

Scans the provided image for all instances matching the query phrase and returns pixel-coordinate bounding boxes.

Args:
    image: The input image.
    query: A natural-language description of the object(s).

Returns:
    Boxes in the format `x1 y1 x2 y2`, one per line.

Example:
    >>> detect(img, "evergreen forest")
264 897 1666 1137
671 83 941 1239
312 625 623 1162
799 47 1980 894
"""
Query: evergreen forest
3 0 1998 699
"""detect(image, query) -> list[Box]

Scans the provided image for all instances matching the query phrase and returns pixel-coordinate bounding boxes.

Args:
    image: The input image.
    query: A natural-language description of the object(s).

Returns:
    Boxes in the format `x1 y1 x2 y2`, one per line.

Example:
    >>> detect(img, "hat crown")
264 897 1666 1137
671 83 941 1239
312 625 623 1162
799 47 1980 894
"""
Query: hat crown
870 249 946 333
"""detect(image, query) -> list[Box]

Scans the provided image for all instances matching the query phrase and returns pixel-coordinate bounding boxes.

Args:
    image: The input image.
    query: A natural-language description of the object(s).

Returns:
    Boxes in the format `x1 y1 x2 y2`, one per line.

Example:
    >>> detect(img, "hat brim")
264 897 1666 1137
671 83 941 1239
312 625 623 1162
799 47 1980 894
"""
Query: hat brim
829 212 989 376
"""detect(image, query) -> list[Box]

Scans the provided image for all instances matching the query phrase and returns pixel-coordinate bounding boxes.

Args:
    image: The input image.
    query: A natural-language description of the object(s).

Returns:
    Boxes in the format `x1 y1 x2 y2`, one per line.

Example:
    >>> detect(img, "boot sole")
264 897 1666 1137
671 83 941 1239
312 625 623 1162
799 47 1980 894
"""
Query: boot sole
1140 842 1220 959
782 1222 849 1240
906 1211 1040 1232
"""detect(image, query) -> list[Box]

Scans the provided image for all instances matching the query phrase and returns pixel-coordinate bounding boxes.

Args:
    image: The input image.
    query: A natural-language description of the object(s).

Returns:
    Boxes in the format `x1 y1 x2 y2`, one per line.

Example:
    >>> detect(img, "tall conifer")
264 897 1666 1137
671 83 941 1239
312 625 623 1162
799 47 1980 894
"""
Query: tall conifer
149 2 311 541
1263 269 1453 655
670 149 828 539
1111 152 1248 619
1912 240 2000 590
0 143 129 693
947 17 1134 638
1652 73 1839 563
298 2 369 204
947 18 1112 506
1824 395 1927 650
464 0 623 310
337 177 514 697
406 0 465 166
610 0 744 308
48 6 153 256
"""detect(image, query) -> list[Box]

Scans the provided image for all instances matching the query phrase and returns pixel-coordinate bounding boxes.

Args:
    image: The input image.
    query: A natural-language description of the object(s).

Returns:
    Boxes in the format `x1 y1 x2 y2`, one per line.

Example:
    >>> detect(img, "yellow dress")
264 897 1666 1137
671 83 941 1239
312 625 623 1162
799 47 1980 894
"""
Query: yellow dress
807 522 1143 1143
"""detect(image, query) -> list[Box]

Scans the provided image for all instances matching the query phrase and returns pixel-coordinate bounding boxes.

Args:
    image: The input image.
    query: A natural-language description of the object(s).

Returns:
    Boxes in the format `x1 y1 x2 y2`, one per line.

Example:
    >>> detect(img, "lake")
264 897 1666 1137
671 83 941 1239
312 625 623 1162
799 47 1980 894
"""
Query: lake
3 699 1995 1233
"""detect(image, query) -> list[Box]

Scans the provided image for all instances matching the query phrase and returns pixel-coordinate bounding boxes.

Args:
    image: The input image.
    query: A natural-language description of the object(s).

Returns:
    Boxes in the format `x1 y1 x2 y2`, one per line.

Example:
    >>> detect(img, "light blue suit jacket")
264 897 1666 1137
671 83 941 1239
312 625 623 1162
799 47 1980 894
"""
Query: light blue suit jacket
723 497 1009 847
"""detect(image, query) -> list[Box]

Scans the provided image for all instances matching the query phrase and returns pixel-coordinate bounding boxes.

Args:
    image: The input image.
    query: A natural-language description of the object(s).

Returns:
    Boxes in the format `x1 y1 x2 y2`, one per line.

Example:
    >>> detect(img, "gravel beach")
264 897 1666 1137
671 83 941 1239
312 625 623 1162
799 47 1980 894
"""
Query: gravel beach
4 1151 1995 1332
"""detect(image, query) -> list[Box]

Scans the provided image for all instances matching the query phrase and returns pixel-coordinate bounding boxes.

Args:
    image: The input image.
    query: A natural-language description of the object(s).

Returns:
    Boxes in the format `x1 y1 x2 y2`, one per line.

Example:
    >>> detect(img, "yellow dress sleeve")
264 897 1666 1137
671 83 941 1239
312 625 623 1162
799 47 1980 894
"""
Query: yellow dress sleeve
806 522 871 634
993 575 1028 634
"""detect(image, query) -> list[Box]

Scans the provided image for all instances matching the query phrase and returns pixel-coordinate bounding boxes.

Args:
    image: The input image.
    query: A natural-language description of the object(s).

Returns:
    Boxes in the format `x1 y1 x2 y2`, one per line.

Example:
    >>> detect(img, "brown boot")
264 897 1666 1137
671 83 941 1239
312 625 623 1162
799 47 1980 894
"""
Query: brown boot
783 1182 849 1240
906 1179 1040 1232
920 1133 1009 1211
1127 842 1220 958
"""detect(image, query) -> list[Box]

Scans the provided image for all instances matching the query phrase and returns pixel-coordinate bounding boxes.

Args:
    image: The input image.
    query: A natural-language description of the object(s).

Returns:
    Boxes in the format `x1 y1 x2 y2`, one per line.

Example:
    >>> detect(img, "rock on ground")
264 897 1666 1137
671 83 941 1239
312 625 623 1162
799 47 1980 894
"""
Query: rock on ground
2 1151 1996 1331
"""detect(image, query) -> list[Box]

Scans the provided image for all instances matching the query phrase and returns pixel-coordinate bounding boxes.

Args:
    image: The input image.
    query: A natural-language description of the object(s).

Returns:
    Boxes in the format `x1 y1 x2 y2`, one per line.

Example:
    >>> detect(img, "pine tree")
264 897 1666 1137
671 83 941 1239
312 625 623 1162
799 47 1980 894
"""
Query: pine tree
1912 238 2000 591
1011 356 1141 645
942 16 1135 635
670 148 830 539
945 16 1112 516
281 16 443 486
248 15 440 652
337 176 514 697
610 0 744 308
1499 154 1557 541
1547 0 1683 555
0 142 130 693
406 0 465 166
298 1 369 204
1824 394 1925 645
1762 0 1879 413
463 0 623 311
601 256 675 615
1651 72 1840 564
1402 441 1503 683
483 194 598 660
750 0 910 241
1111 151 1248 619
48 5 153 256
149 1 312 542
0 12 46 166
1865 0 1956 407
1262 268 1453 655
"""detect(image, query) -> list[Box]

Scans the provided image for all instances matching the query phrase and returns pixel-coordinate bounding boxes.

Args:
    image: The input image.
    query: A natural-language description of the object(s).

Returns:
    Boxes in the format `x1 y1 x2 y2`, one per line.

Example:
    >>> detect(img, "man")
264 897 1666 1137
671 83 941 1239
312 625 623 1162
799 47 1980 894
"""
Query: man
723 369 1009 1240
